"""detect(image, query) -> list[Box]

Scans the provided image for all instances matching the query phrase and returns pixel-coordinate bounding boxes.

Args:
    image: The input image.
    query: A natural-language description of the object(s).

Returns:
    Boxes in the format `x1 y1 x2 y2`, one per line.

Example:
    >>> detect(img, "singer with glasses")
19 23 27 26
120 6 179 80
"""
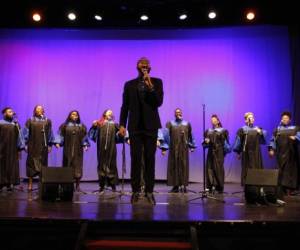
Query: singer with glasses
55 110 89 192
23 105 54 191
0 107 25 191
268 111 300 195
203 114 231 193
233 112 267 186
160 108 196 193
119 57 164 205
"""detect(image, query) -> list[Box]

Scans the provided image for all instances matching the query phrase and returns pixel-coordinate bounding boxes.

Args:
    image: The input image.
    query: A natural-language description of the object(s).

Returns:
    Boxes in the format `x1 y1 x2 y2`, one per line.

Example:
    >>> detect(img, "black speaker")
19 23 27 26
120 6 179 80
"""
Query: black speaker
39 166 74 201
244 169 280 204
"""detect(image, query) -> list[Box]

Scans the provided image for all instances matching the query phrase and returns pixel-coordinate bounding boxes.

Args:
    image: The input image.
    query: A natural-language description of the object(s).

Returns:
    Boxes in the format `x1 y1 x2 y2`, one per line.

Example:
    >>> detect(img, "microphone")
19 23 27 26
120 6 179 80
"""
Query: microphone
12 112 18 123
142 67 149 75
247 117 251 126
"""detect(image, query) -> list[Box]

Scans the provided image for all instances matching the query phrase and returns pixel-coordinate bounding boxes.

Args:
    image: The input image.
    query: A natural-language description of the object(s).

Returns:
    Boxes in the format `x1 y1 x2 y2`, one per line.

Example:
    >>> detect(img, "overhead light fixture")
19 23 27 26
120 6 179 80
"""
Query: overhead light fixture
208 11 217 19
94 15 102 21
68 12 77 21
32 13 41 22
246 11 255 21
140 15 149 21
179 14 188 20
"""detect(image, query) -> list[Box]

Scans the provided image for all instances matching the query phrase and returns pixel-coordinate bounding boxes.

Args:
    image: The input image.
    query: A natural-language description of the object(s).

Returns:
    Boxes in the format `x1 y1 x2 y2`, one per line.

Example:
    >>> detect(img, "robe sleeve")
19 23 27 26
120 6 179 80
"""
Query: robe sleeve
115 123 125 144
268 128 277 151
259 127 267 145
202 129 209 148
187 122 196 149
47 119 54 146
157 128 169 150
224 129 231 154
295 126 300 142
53 124 65 146
88 125 98 143
233 128 243 154
81 125 90 147
22 119 31 145
16 123 25 150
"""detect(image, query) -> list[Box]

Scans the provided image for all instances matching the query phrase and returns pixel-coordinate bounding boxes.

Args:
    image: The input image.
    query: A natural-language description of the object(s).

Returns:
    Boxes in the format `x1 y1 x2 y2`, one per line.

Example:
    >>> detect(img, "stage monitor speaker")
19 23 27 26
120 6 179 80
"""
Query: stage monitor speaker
39 166 74 201
244 169 280 204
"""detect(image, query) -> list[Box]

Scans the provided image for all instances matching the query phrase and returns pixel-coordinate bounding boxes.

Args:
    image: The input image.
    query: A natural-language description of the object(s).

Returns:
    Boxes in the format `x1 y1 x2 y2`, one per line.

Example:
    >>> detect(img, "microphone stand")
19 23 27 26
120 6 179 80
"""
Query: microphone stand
107 141 131 203
188 104 225 203
180 129 197 194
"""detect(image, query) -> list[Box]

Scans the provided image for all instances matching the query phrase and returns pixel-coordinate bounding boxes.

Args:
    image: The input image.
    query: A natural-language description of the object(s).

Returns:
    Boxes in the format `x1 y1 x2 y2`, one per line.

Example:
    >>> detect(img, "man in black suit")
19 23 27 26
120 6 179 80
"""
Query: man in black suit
119 57 164 205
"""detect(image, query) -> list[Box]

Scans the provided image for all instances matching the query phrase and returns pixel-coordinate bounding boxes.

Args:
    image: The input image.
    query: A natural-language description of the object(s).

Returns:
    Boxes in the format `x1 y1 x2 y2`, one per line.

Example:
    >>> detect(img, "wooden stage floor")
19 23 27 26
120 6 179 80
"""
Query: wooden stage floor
1 182 300 250
0 182 300 222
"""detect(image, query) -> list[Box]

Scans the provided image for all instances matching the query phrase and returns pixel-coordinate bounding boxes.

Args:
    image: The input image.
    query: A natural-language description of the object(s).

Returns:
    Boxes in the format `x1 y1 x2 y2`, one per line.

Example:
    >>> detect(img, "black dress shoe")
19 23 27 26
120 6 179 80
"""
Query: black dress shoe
168 186 179 193
145 193 156 205
131 192 139 204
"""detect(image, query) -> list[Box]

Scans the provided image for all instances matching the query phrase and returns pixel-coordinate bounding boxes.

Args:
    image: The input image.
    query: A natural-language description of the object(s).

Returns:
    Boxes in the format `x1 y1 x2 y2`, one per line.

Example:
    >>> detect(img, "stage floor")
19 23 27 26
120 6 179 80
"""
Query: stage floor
1 182 300 223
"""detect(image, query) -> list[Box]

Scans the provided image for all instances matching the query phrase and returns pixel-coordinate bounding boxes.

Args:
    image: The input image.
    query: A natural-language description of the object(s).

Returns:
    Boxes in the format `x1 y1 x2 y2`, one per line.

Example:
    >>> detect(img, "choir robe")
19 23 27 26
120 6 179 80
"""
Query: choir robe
88 120 121 186
269 125 300 189
163 119 196 187
0 119 24 187
23 116 54 177
203 127 231 192
233 125 267 186
55 122 89 179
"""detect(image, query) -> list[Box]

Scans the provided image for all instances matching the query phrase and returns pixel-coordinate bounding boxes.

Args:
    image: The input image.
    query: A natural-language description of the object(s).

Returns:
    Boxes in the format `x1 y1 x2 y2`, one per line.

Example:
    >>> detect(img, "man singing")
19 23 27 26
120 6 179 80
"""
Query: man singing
119 57 164 205
0 107 24 191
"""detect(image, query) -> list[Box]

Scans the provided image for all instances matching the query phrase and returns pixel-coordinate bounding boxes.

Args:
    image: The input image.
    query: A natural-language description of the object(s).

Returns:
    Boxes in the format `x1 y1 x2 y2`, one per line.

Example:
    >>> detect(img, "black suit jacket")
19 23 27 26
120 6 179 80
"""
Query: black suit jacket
119 77 164 132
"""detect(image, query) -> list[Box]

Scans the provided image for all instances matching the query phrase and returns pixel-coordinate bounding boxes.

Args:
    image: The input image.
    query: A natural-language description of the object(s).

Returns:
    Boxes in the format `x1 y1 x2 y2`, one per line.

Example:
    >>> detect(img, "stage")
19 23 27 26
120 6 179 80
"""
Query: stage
1 182 300 250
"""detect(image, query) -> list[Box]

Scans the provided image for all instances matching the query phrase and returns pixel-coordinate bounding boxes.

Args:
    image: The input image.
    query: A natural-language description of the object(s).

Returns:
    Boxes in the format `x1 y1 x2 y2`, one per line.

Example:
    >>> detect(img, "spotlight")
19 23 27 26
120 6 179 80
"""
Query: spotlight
140 15 149 21
32 13 41 22
68 12 76 21
179 14 187 20
94 15 102 21
208 11 217 19
246 11 255 21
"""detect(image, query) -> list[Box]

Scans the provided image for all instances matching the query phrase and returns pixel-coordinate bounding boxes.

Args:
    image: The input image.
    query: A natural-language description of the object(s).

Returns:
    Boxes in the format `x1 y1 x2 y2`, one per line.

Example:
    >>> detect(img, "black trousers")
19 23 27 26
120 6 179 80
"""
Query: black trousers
129 131 157 193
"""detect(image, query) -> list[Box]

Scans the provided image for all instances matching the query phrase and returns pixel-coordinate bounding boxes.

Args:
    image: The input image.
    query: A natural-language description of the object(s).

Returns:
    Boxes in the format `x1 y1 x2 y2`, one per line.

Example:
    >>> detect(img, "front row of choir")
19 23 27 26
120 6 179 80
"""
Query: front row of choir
0 105 300 196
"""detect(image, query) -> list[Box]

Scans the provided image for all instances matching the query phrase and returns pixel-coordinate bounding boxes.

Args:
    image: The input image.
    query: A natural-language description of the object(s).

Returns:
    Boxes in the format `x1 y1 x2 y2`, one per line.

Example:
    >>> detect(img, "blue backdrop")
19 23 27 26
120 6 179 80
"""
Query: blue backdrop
0 25 292 182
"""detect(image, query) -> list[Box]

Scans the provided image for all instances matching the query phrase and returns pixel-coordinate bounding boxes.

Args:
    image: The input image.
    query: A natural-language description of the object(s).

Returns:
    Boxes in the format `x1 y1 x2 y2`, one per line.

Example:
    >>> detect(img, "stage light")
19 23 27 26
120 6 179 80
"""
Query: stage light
140 15 149 21
68 12 76 21
179 14 187 20
94 15 102 21
246 11 255 21
208 11 217 19
32 13 41 22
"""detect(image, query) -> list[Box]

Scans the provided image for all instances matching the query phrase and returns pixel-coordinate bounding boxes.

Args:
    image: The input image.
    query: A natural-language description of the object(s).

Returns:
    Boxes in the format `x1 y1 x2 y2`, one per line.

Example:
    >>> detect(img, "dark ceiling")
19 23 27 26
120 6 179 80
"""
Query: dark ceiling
0 0 298 28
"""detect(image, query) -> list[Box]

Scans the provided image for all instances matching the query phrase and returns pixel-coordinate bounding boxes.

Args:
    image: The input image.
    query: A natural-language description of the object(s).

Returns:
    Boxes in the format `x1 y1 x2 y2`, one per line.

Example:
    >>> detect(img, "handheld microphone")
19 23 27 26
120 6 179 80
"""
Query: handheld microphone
11 112 18 124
